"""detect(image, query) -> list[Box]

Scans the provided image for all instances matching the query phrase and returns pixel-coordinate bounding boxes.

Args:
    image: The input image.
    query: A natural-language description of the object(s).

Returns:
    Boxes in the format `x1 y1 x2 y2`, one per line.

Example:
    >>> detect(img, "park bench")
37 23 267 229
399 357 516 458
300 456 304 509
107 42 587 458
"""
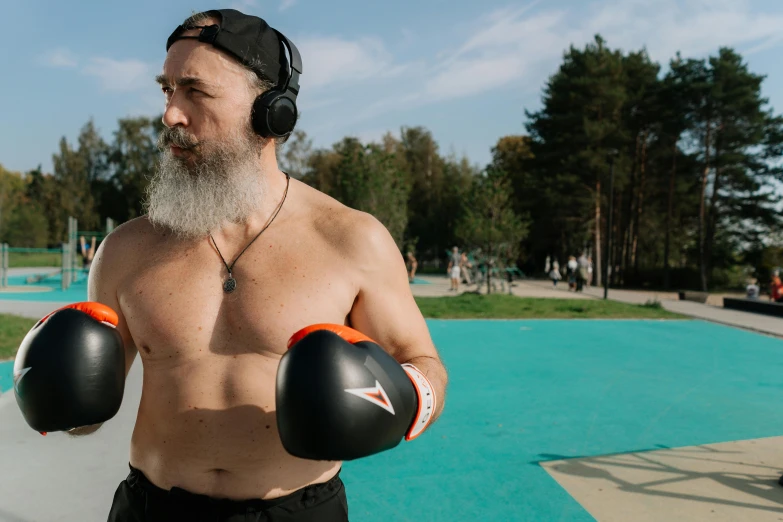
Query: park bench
678 290 709 304
723 298 783 318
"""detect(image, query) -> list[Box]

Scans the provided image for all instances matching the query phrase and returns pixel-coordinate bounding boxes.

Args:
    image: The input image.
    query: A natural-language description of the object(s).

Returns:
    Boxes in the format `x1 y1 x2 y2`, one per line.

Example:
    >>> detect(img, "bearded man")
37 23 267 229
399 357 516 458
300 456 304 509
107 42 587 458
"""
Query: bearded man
13 9 447 522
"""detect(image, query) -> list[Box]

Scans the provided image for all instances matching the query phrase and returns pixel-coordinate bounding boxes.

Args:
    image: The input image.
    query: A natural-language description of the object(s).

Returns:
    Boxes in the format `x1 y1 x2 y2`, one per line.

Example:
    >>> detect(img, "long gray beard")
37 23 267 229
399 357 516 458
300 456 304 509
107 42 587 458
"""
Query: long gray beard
145 134 267 240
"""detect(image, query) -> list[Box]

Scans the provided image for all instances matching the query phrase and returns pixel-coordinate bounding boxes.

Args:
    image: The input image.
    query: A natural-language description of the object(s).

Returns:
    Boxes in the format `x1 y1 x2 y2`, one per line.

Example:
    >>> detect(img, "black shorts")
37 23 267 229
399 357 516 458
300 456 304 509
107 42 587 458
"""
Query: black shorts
107 464 349 522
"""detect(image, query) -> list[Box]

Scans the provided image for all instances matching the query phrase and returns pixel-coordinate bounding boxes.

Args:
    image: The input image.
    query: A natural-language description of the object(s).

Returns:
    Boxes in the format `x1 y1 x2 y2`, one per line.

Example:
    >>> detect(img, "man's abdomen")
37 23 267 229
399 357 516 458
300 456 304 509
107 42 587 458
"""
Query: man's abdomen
129 355 341 500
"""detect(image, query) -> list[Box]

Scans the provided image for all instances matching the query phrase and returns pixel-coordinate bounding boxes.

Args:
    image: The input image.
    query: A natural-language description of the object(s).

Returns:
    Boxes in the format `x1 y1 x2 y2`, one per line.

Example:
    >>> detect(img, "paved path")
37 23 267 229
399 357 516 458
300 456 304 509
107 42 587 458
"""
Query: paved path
409 275 591 299
0 362 143 522
0 300 69 320
527 280 783 338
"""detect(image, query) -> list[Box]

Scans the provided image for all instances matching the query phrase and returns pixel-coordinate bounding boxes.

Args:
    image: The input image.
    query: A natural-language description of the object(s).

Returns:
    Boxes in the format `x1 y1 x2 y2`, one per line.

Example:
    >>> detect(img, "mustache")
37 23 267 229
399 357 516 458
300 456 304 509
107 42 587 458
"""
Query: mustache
157 126 199 151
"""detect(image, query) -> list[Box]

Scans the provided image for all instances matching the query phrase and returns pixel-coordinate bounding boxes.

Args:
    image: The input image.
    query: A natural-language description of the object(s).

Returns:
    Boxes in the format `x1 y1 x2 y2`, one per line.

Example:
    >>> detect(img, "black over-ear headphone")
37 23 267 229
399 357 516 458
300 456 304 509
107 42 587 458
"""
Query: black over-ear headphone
251 31 302 139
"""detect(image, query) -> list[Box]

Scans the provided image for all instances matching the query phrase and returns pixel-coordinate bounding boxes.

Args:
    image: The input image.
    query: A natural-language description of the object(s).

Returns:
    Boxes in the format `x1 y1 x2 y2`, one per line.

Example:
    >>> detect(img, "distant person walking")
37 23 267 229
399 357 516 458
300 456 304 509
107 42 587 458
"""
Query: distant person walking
460 251 473 286
447 246 462 292
550 260 562 287
567 256 577 291
746 277 760 300
771 271 783 303
576 253 589 292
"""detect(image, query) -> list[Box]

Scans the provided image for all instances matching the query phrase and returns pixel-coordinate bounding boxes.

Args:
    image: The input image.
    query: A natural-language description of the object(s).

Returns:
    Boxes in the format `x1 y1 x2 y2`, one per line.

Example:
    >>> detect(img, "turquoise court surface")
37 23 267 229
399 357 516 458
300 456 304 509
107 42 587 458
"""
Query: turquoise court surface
3 316 783 520
340 319 783 521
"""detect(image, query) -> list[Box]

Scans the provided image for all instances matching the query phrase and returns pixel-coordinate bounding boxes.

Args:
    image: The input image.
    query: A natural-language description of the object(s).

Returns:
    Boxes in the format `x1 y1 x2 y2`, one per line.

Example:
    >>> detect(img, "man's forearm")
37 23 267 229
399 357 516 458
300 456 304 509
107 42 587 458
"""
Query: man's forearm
404 355 447 423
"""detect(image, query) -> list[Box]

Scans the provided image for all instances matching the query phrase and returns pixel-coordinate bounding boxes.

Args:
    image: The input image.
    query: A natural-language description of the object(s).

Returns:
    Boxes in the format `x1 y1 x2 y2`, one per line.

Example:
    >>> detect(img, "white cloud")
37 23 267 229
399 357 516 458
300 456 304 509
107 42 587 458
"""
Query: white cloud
423 0 783 103
743 32 783 56
296 36 405 90
427 55 525 100
39 48 78 68
582 0 783 64
228 0 258 12
444 3 550 63
300 0 783 136
226 0 292 14
425 8 568 102
82 58 152 92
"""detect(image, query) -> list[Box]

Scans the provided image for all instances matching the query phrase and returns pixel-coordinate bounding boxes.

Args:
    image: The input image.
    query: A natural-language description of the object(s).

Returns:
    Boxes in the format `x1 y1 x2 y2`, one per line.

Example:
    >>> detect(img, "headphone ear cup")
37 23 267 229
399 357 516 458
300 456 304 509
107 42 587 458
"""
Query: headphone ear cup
252 92 298 138
251 93 272 137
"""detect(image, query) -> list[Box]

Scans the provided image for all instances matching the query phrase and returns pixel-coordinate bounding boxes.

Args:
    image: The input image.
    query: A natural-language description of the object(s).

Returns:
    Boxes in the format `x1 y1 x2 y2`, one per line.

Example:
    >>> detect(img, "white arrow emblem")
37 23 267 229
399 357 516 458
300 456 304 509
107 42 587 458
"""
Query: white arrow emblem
13 367 31 394
344 380 395 415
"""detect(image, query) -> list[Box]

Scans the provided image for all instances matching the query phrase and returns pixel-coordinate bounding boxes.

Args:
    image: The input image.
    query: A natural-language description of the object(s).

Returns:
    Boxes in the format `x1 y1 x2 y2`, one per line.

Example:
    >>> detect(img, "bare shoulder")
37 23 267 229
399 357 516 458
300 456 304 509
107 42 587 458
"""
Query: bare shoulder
296 181 398 267
89 216 166 292
93 216 160 266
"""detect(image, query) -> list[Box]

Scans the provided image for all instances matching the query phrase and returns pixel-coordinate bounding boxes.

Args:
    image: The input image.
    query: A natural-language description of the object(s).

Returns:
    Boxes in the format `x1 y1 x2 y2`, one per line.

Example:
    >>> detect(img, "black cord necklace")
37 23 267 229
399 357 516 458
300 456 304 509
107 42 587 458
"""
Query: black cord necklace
210 172 290 293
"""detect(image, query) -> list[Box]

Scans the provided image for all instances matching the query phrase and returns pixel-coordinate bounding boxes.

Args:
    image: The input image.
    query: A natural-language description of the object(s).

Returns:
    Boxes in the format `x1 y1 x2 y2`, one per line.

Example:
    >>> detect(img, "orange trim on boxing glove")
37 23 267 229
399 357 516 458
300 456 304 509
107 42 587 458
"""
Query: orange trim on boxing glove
287 323 377 349
402 364 436 441
39 302 119 328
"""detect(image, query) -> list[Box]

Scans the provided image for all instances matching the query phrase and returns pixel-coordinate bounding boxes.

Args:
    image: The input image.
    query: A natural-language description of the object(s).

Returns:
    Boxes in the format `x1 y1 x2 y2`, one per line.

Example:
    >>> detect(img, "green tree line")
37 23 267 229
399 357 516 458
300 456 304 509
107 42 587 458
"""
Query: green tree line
1 35 781 290
518 37 783 290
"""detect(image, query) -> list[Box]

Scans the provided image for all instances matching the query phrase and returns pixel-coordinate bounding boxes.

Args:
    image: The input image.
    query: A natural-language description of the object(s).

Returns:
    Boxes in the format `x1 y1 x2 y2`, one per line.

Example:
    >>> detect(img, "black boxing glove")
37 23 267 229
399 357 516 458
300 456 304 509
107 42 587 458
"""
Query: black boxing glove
276 324 436 461
14 302 126 434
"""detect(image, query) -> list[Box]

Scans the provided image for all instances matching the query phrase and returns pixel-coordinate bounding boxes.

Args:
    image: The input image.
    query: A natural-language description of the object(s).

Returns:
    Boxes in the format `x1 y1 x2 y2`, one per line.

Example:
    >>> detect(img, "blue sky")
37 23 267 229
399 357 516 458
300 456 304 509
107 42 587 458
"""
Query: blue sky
2 0 783 174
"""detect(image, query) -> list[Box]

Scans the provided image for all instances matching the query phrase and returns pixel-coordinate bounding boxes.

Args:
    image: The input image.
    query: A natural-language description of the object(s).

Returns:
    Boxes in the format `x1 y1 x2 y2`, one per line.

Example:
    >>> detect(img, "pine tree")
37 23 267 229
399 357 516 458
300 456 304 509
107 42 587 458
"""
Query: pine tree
704 48 783 284
617 49 660 282
526 35 626 284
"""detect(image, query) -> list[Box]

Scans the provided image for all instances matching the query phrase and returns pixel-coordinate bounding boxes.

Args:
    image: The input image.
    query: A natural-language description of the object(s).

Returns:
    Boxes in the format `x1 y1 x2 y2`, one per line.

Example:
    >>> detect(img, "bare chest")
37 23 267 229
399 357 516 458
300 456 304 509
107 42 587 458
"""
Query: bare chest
118 238 357 361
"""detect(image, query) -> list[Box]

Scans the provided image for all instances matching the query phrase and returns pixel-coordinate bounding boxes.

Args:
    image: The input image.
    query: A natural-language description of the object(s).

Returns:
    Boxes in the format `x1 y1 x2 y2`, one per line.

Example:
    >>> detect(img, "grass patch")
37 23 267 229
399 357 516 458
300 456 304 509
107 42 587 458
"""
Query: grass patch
9 252 62 268
0 296 682 360
0 314 38 360
415 293 685 319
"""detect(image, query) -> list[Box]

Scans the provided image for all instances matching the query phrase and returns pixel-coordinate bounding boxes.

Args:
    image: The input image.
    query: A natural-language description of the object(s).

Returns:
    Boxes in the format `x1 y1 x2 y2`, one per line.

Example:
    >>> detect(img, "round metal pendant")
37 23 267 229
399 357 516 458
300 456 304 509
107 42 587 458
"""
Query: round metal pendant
223 277 237 293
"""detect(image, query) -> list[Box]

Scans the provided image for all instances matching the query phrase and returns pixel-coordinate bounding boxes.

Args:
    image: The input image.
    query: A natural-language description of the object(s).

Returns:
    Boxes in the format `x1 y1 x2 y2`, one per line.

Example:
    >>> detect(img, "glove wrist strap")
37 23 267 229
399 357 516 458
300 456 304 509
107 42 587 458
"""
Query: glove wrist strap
401 364 436 441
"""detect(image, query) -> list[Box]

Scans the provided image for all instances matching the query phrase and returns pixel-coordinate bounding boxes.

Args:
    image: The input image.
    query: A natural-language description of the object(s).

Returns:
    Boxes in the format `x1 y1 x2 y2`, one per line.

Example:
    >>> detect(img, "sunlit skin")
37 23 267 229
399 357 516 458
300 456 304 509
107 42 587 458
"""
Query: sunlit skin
86 23 448 501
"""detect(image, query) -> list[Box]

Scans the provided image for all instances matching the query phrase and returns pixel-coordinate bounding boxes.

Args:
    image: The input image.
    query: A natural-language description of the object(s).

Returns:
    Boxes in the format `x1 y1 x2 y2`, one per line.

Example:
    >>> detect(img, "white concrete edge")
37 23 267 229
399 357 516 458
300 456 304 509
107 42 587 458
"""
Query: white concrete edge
0 386 17 409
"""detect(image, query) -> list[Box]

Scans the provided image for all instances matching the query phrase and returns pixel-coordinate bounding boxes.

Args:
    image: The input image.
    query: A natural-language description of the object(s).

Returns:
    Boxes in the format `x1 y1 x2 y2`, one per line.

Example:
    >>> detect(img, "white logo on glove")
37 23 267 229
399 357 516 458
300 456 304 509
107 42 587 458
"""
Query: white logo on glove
344 380 395 415
13 367 31 394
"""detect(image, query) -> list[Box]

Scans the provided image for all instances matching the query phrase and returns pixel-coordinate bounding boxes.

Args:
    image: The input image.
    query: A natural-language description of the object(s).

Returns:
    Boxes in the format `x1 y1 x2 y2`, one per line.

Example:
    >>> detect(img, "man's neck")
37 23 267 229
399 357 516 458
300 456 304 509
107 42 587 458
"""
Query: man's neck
209 167 291 249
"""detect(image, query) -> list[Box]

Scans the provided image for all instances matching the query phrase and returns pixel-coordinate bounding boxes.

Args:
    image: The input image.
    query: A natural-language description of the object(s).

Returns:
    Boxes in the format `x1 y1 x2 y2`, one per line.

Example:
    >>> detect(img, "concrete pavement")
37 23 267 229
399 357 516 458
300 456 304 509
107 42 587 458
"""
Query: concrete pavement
543 436 783 522
412 274 783 338
409 275 591 299
0 361 143 522
527 279 783 338
0 300 70 320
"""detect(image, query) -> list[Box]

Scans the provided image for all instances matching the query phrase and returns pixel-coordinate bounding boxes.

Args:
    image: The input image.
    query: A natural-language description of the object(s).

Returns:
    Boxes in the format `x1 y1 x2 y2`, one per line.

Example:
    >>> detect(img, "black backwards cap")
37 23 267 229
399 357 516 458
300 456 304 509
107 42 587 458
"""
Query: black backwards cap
166 9 289 87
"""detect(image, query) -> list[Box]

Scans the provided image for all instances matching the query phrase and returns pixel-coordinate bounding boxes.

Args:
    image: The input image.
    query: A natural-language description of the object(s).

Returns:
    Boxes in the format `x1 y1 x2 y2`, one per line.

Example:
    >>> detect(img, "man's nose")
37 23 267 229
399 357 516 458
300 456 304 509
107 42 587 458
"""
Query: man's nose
162 97 189 128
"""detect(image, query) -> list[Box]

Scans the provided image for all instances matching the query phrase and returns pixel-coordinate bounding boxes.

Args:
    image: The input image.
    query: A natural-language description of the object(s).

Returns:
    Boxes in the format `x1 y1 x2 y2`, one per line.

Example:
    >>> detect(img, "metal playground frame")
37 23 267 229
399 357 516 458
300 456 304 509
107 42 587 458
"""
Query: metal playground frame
0 217 115 291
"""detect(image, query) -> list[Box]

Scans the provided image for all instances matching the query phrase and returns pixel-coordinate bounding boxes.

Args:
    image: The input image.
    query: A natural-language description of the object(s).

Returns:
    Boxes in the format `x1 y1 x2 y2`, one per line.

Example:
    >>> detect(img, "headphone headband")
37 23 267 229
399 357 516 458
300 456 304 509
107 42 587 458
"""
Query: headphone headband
274 29 301 99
